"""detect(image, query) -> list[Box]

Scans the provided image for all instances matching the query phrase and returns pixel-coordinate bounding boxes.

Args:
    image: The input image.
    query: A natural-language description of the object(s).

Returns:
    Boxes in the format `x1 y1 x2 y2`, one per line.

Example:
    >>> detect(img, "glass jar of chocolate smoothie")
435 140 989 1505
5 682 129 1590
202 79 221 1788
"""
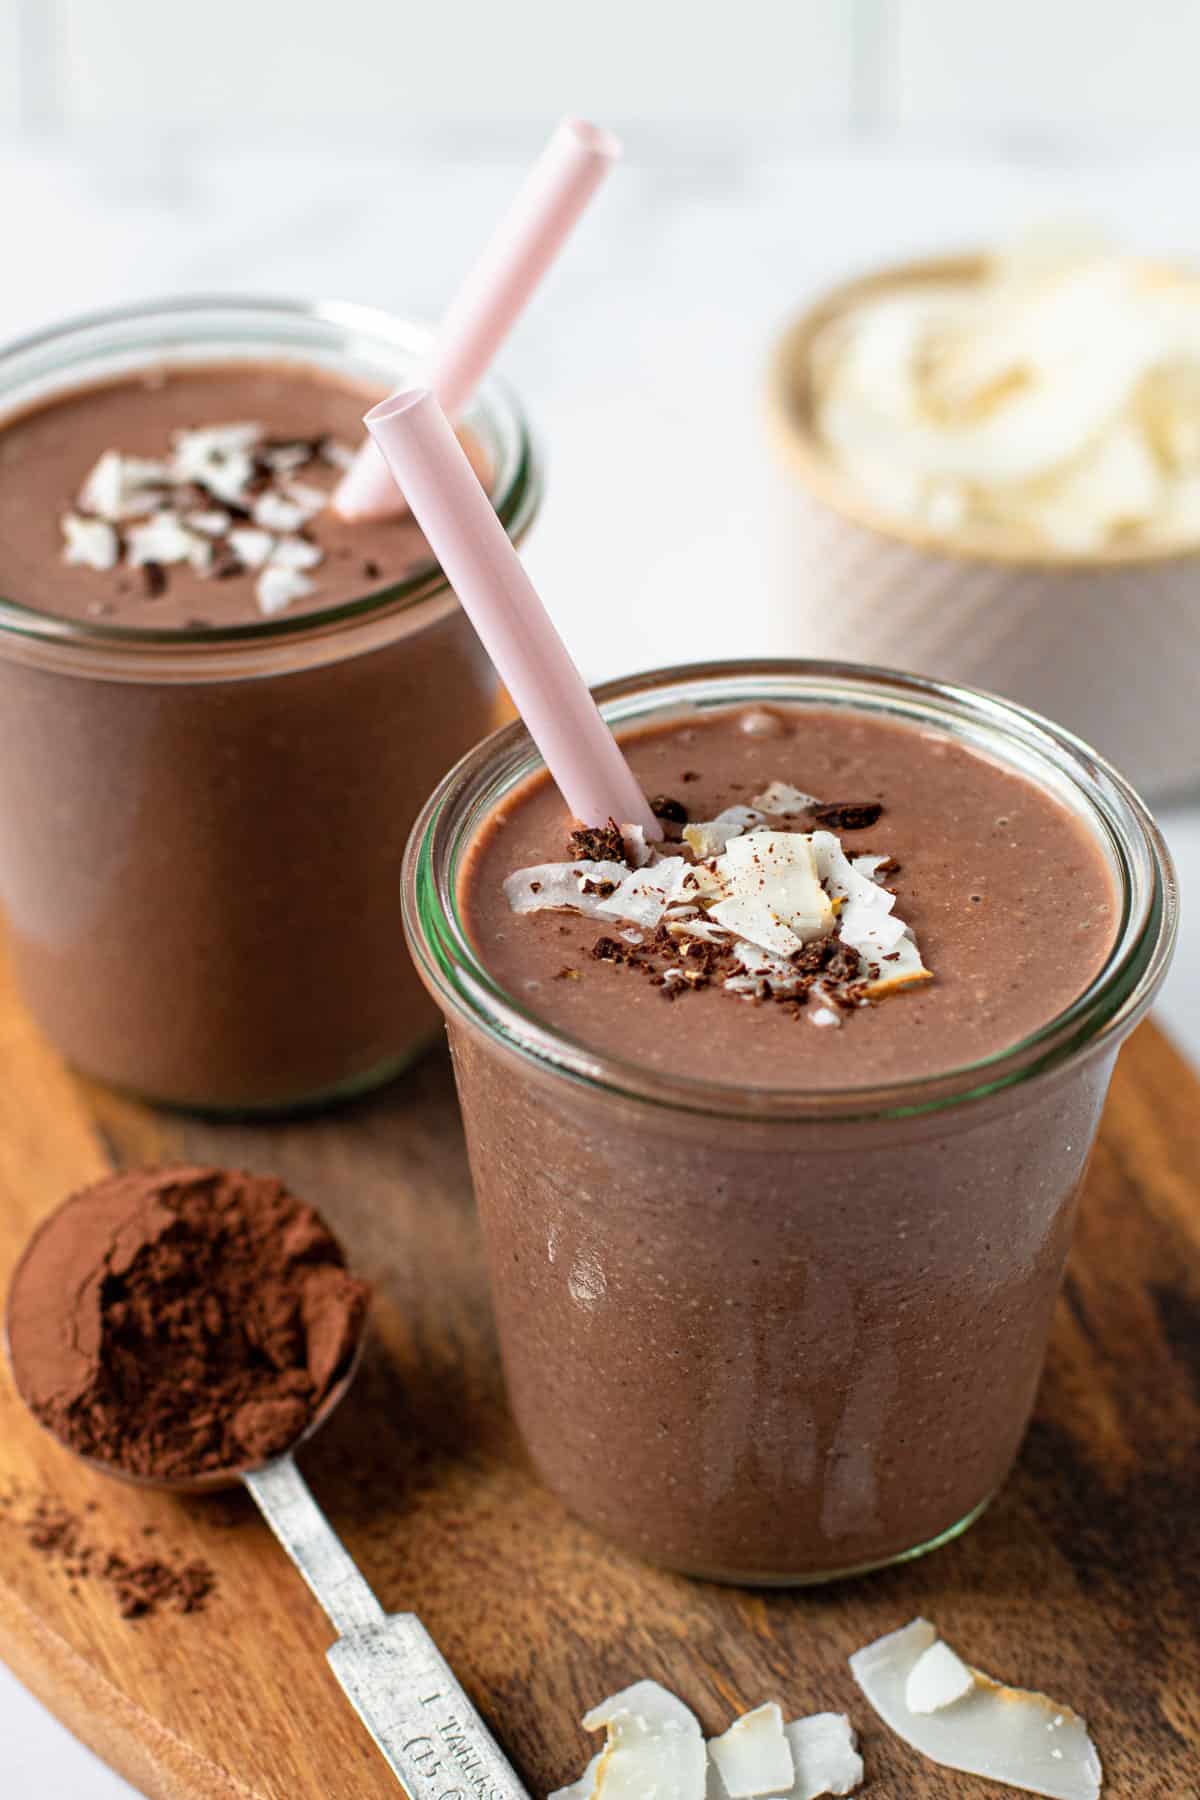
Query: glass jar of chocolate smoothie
404 660 1175 1584
0 297 540 1111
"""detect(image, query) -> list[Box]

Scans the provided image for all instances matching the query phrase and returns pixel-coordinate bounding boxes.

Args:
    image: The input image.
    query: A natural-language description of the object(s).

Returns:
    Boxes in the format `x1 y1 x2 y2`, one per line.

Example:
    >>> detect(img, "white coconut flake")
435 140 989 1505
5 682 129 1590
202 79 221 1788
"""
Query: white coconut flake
503 861 631 917
79 450 171 521
228 527 276 570
708 1702 794 1799
668 916 733 944
620 823 655 868
256 564 315 617
863 932 932 998
125 511 204 568
809 830 925 979
683 806 767 858
752 780 820 817
597 857 690 929
260 441 313 473
851 853 892 885
269 534 324 572
725 940 805 995
720 831 835 943
783 1714 863 1799
809 1005 841 1028
582 1681 707 1800
905 1641 976 1714
849 1618 1102 1800
61 513 119 571
319 437 357 471
283 480 328 518
710 894 804 959
549 1752 603 1800
172 423 260 505
252 491 309 533
78 450 126 521
186 508 233 536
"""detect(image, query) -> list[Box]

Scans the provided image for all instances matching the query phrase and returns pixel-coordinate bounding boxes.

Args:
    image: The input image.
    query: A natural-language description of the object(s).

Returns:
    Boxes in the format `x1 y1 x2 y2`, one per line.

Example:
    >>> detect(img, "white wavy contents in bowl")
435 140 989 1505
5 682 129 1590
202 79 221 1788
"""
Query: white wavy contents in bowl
810 240 1200 553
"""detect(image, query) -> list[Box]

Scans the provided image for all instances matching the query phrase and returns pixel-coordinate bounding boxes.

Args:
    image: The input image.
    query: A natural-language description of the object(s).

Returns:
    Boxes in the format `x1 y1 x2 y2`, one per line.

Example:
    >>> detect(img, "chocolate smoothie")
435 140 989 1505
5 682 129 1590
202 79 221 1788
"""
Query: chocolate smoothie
404 663 1174 1583
0 299 539 1110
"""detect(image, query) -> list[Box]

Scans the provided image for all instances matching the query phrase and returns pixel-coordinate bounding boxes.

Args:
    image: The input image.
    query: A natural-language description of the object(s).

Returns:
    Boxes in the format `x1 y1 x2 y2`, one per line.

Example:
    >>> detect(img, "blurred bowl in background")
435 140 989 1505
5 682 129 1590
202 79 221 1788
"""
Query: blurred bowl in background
767 255 1200 800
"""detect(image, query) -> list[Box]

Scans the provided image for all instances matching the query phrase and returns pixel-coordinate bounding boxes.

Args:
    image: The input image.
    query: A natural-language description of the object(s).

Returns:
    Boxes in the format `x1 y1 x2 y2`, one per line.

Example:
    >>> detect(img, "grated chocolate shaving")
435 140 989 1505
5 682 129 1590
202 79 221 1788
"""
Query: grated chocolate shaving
811 800 884 831
141 561 168 599
567 819 627 864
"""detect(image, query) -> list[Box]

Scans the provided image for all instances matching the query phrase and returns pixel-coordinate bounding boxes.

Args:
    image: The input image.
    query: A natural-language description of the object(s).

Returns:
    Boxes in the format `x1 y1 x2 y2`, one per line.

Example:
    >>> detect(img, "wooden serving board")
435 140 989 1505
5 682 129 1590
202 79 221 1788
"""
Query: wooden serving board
0 945 1197 1800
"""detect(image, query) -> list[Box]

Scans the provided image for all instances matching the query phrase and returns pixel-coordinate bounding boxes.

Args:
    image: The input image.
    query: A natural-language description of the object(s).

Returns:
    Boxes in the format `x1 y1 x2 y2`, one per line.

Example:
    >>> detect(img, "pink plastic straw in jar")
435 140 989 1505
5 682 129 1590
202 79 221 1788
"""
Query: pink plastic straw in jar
336 117 620 522
365 387 655 835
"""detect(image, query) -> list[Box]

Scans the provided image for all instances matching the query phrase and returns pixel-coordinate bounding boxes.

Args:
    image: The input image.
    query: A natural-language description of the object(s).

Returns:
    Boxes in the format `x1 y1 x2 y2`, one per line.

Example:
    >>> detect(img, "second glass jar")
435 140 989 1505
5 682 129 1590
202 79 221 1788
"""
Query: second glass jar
0 297 540 1111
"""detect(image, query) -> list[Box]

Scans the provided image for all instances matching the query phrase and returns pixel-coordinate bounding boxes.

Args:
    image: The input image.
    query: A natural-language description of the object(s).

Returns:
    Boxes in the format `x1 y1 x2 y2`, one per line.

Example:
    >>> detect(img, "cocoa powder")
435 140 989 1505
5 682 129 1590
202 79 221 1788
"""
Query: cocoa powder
20 1496 215 1618
7 1165 369 1481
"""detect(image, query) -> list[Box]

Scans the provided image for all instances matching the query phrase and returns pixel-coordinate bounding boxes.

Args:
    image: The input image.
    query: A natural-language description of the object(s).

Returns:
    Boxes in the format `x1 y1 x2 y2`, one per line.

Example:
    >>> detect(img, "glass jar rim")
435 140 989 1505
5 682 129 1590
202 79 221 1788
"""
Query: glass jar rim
0 294 541 674
403 658 1178 1124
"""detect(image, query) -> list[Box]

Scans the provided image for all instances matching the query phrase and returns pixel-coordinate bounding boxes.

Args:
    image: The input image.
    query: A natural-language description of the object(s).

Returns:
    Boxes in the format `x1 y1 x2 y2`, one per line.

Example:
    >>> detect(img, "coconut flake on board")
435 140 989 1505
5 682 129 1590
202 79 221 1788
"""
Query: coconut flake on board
548 1752 604 1800
580 1680 707 1800
849 1618 1102 1800
905 1639 975 1714
708 1703 794 1798
555 1684 863 1800
783 1715 863 1799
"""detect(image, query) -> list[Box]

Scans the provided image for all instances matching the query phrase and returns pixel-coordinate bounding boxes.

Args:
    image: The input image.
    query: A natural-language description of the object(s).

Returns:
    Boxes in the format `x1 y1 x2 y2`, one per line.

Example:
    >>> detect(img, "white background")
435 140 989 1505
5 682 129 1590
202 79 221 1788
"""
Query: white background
1 2 1197 1792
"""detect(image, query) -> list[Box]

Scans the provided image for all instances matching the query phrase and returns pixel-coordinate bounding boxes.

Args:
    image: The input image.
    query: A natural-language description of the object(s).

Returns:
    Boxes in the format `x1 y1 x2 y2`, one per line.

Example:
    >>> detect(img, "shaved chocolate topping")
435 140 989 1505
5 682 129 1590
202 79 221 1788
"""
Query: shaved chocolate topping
567 819 627 864
811 800 884 831
141 561 167 600
650 795 689 825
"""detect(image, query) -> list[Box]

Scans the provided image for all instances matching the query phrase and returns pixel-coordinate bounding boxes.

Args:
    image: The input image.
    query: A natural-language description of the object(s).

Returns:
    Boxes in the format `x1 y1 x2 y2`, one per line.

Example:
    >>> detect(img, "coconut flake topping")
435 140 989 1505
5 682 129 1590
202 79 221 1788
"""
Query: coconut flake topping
504 784 930 1020
61 423 359 616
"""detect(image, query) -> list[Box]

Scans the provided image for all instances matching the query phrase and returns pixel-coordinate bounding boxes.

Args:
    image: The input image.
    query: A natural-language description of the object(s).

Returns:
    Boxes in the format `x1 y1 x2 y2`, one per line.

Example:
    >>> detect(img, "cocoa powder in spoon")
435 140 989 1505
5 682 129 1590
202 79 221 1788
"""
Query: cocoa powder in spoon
7 1165 369 1481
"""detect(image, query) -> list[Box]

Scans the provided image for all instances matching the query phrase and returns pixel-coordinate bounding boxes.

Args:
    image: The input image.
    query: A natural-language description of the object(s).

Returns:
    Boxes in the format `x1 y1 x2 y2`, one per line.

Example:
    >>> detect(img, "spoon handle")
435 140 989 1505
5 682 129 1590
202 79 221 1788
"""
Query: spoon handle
244 1457 530 1799
244 1454 382 1636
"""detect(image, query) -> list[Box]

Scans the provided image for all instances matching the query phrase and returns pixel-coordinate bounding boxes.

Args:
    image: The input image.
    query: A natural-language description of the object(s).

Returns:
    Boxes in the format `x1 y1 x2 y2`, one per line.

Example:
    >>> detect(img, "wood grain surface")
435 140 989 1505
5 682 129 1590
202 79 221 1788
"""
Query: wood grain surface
0 949 1197 1799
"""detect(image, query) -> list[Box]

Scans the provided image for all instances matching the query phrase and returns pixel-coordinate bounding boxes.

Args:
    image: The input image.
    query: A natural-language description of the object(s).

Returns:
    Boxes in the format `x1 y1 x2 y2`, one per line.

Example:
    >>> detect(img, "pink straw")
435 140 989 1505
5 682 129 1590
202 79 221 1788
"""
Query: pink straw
336 117 620 522
365 387 655 834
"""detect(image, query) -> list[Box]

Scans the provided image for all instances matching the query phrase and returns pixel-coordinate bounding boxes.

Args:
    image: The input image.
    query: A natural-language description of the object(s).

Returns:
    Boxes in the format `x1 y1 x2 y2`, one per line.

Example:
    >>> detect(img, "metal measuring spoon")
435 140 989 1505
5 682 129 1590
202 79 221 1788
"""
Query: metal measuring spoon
5 1198 531 1800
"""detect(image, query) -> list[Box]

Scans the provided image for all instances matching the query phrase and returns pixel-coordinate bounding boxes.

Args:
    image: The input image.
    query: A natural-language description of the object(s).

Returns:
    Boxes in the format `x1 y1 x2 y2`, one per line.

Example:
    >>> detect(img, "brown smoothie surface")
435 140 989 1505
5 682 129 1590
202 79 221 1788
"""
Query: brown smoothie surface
461 704 1119 1089
0 363 488 630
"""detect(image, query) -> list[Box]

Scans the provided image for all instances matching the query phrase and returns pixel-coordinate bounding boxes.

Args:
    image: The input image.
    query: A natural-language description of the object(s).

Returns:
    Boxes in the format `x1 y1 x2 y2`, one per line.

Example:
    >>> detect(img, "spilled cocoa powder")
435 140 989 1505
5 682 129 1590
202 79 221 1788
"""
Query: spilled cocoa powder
7 1164 369 1481
24 1498 215 1618
0 1484 216 1620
